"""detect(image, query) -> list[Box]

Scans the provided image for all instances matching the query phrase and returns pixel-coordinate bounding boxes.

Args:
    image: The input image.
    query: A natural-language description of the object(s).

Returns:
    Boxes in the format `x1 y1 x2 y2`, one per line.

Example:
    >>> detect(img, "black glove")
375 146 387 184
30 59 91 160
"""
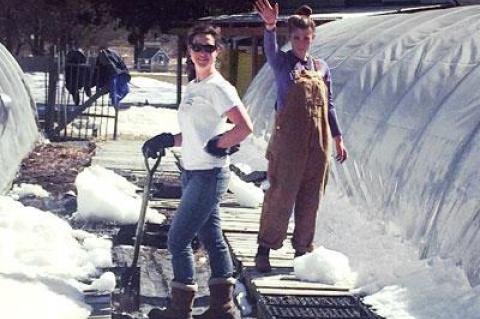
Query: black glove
142 133 174 159
205 134 240 158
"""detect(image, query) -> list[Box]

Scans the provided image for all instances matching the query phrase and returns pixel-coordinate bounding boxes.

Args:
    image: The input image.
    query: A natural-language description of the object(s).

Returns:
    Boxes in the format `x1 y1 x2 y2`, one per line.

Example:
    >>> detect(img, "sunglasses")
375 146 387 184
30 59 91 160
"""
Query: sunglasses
190 43 217 53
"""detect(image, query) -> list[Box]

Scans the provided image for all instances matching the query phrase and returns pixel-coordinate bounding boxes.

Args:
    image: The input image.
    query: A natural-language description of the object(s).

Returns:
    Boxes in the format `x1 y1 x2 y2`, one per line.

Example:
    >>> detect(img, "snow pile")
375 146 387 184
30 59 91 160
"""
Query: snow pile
0 196 111 278
74 165 165 224
0 277 91 319
363 258 480 318
0 195 115 319
232 135 268 172
8 183 50 199
294 246 357 286
311 187 480 318
89 271 116 292
228 174 264 208
71 230 113 269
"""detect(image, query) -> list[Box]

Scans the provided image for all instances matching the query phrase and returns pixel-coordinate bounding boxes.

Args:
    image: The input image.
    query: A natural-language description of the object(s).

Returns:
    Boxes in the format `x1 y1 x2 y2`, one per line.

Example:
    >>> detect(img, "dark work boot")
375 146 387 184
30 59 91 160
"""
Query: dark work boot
294 250 306 258
255 245 272 273
148 281 197 319
194 277 238 319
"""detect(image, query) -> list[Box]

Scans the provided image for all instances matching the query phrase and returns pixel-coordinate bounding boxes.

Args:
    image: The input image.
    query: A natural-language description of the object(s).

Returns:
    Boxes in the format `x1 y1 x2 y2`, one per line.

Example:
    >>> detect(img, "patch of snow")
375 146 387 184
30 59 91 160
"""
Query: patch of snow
74 165 165 225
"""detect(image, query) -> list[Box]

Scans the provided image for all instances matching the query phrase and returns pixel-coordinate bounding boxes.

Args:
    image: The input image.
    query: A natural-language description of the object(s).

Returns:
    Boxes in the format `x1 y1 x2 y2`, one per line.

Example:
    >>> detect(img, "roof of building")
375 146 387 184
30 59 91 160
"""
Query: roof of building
138 47 168 59
197 4 452 27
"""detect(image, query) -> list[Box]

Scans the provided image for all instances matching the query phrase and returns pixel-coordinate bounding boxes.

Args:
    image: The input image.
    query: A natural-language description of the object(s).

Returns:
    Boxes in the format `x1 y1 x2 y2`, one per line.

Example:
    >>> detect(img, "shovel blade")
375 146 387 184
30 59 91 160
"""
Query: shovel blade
107 266 141 313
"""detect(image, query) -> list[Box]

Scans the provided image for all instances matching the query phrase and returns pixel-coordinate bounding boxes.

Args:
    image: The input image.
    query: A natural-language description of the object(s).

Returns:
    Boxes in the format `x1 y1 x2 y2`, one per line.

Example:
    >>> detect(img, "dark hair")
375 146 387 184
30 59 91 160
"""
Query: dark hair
187 23 223 48
287 5 316 34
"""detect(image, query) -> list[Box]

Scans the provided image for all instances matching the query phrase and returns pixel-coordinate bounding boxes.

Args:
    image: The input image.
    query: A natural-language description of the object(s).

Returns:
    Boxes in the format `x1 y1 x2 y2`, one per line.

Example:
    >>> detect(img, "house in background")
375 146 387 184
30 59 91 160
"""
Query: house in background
136 46 170 72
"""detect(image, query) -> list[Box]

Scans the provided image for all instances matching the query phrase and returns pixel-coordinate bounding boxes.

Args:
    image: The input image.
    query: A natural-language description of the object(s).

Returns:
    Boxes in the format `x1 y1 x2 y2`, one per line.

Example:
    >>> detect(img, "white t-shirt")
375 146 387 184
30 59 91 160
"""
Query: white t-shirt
178 72 242 170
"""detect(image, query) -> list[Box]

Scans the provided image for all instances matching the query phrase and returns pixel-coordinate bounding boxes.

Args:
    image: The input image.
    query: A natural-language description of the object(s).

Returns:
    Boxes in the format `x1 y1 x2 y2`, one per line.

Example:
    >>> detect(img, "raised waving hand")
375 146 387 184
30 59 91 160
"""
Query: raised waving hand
254 0 279 27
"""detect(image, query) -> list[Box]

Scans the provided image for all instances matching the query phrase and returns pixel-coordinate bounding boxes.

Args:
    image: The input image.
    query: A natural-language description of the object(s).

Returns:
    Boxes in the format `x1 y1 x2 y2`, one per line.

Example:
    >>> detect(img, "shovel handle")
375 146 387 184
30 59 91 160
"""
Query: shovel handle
130 150 164 268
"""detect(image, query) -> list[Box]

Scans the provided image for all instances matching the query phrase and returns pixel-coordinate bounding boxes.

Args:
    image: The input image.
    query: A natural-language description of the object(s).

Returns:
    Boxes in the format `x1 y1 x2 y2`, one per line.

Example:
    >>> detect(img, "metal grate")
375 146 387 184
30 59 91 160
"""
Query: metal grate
258 295 382 319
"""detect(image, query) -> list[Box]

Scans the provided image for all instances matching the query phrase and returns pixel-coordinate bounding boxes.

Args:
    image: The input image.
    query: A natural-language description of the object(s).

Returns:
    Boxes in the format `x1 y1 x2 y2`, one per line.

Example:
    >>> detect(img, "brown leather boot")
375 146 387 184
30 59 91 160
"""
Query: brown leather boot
255 254 272 273
194 277 238 319
148 281 197 319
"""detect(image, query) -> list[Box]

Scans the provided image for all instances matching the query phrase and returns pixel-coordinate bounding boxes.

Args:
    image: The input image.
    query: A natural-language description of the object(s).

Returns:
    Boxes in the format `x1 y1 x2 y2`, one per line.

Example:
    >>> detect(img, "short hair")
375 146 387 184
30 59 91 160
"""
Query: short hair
287 5 316 34
187 23 223 48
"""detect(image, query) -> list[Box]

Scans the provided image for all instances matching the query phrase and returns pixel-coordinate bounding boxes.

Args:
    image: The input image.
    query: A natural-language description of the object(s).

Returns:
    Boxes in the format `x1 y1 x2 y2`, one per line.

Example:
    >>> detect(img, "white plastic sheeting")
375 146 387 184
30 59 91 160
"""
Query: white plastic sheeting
244 6 480 285
0 43 39 194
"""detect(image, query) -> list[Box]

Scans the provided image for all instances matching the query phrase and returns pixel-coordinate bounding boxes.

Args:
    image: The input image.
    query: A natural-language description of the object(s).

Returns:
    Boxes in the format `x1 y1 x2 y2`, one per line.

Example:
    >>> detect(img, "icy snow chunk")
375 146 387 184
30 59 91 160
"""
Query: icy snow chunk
75 165 165 225
363 285 414 319
0 277 91 319
8 183 49 199
294 246 357 286
82 236 113 268
228 174 264 208
89 271 116 292
0 195 111 279
235 162 253 175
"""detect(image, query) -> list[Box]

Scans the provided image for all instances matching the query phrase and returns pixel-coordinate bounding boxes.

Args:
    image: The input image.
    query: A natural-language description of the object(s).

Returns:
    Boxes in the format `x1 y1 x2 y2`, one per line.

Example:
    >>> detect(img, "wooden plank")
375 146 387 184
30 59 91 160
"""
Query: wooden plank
235 256 294 268
234 254 293 262
224 233 293 241
221 221 294 234
230 247 294 256
149 199 181 209
256 287 352 296
220 207 262 214
221 219 262 225
220 217 262 224
239 259 293 268
251 274 350 292
220 207 261 215
222 224 261 233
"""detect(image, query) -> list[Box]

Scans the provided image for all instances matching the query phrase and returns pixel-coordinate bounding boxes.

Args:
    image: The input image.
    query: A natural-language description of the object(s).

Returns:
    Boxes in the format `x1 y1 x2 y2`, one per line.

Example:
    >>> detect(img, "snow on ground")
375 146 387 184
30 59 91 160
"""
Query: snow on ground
228 174 263 208
23 72 49 104
0 277 91 319
8 183 50 199
311 185 480 318
116 105 180 138
0 195 113 319
74 165 165 225
24 72 182 139
23 73 181 106
122 76 180 106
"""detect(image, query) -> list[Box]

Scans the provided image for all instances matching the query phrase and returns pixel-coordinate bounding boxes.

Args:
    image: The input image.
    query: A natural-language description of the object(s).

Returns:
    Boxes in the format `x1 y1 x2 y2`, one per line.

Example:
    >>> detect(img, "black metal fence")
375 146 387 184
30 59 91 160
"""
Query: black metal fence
18 51 118 141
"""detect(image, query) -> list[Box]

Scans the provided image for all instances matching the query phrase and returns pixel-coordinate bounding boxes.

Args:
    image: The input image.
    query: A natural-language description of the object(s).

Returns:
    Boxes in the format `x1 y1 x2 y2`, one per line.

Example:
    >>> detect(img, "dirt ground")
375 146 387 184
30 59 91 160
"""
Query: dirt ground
14 141 96 196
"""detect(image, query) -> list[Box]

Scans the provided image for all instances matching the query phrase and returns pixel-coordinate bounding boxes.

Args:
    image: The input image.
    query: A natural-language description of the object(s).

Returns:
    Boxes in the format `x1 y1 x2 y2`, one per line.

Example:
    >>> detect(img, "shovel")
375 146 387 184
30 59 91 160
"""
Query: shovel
113 149 165 313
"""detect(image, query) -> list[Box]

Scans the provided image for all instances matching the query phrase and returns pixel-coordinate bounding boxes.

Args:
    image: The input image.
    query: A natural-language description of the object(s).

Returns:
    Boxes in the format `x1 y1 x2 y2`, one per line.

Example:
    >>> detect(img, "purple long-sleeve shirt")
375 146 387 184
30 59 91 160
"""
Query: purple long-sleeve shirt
264 29 342 137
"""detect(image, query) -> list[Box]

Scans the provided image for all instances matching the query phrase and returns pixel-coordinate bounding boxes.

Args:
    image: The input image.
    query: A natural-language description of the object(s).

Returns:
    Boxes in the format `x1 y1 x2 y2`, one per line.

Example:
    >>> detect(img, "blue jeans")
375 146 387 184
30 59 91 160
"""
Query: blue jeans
167 167 233 284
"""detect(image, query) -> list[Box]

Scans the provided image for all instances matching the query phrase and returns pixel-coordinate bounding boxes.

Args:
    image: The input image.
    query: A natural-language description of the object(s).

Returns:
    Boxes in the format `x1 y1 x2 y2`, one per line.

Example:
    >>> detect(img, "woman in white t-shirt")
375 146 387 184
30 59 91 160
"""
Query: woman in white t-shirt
144 24 253 319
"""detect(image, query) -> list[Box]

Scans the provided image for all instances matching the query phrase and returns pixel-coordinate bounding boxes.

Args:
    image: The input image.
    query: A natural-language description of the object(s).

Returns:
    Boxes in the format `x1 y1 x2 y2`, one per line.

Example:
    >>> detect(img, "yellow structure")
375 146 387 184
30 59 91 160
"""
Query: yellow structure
219 49 265 97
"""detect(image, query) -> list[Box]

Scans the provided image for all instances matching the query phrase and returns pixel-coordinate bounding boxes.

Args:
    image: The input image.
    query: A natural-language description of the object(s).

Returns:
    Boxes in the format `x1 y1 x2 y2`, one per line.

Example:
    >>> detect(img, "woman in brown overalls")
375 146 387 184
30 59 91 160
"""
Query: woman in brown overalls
254 0 348 272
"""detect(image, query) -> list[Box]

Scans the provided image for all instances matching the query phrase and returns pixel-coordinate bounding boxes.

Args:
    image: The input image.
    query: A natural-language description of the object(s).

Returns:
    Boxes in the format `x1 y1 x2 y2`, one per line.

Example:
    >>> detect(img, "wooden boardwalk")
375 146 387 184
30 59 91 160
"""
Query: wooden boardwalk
89 139 379 319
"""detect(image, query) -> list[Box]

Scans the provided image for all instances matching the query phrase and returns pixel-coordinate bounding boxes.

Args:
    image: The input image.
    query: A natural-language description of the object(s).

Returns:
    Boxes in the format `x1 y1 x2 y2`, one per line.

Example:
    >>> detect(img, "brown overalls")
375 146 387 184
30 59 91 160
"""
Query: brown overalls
258 67 332 254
